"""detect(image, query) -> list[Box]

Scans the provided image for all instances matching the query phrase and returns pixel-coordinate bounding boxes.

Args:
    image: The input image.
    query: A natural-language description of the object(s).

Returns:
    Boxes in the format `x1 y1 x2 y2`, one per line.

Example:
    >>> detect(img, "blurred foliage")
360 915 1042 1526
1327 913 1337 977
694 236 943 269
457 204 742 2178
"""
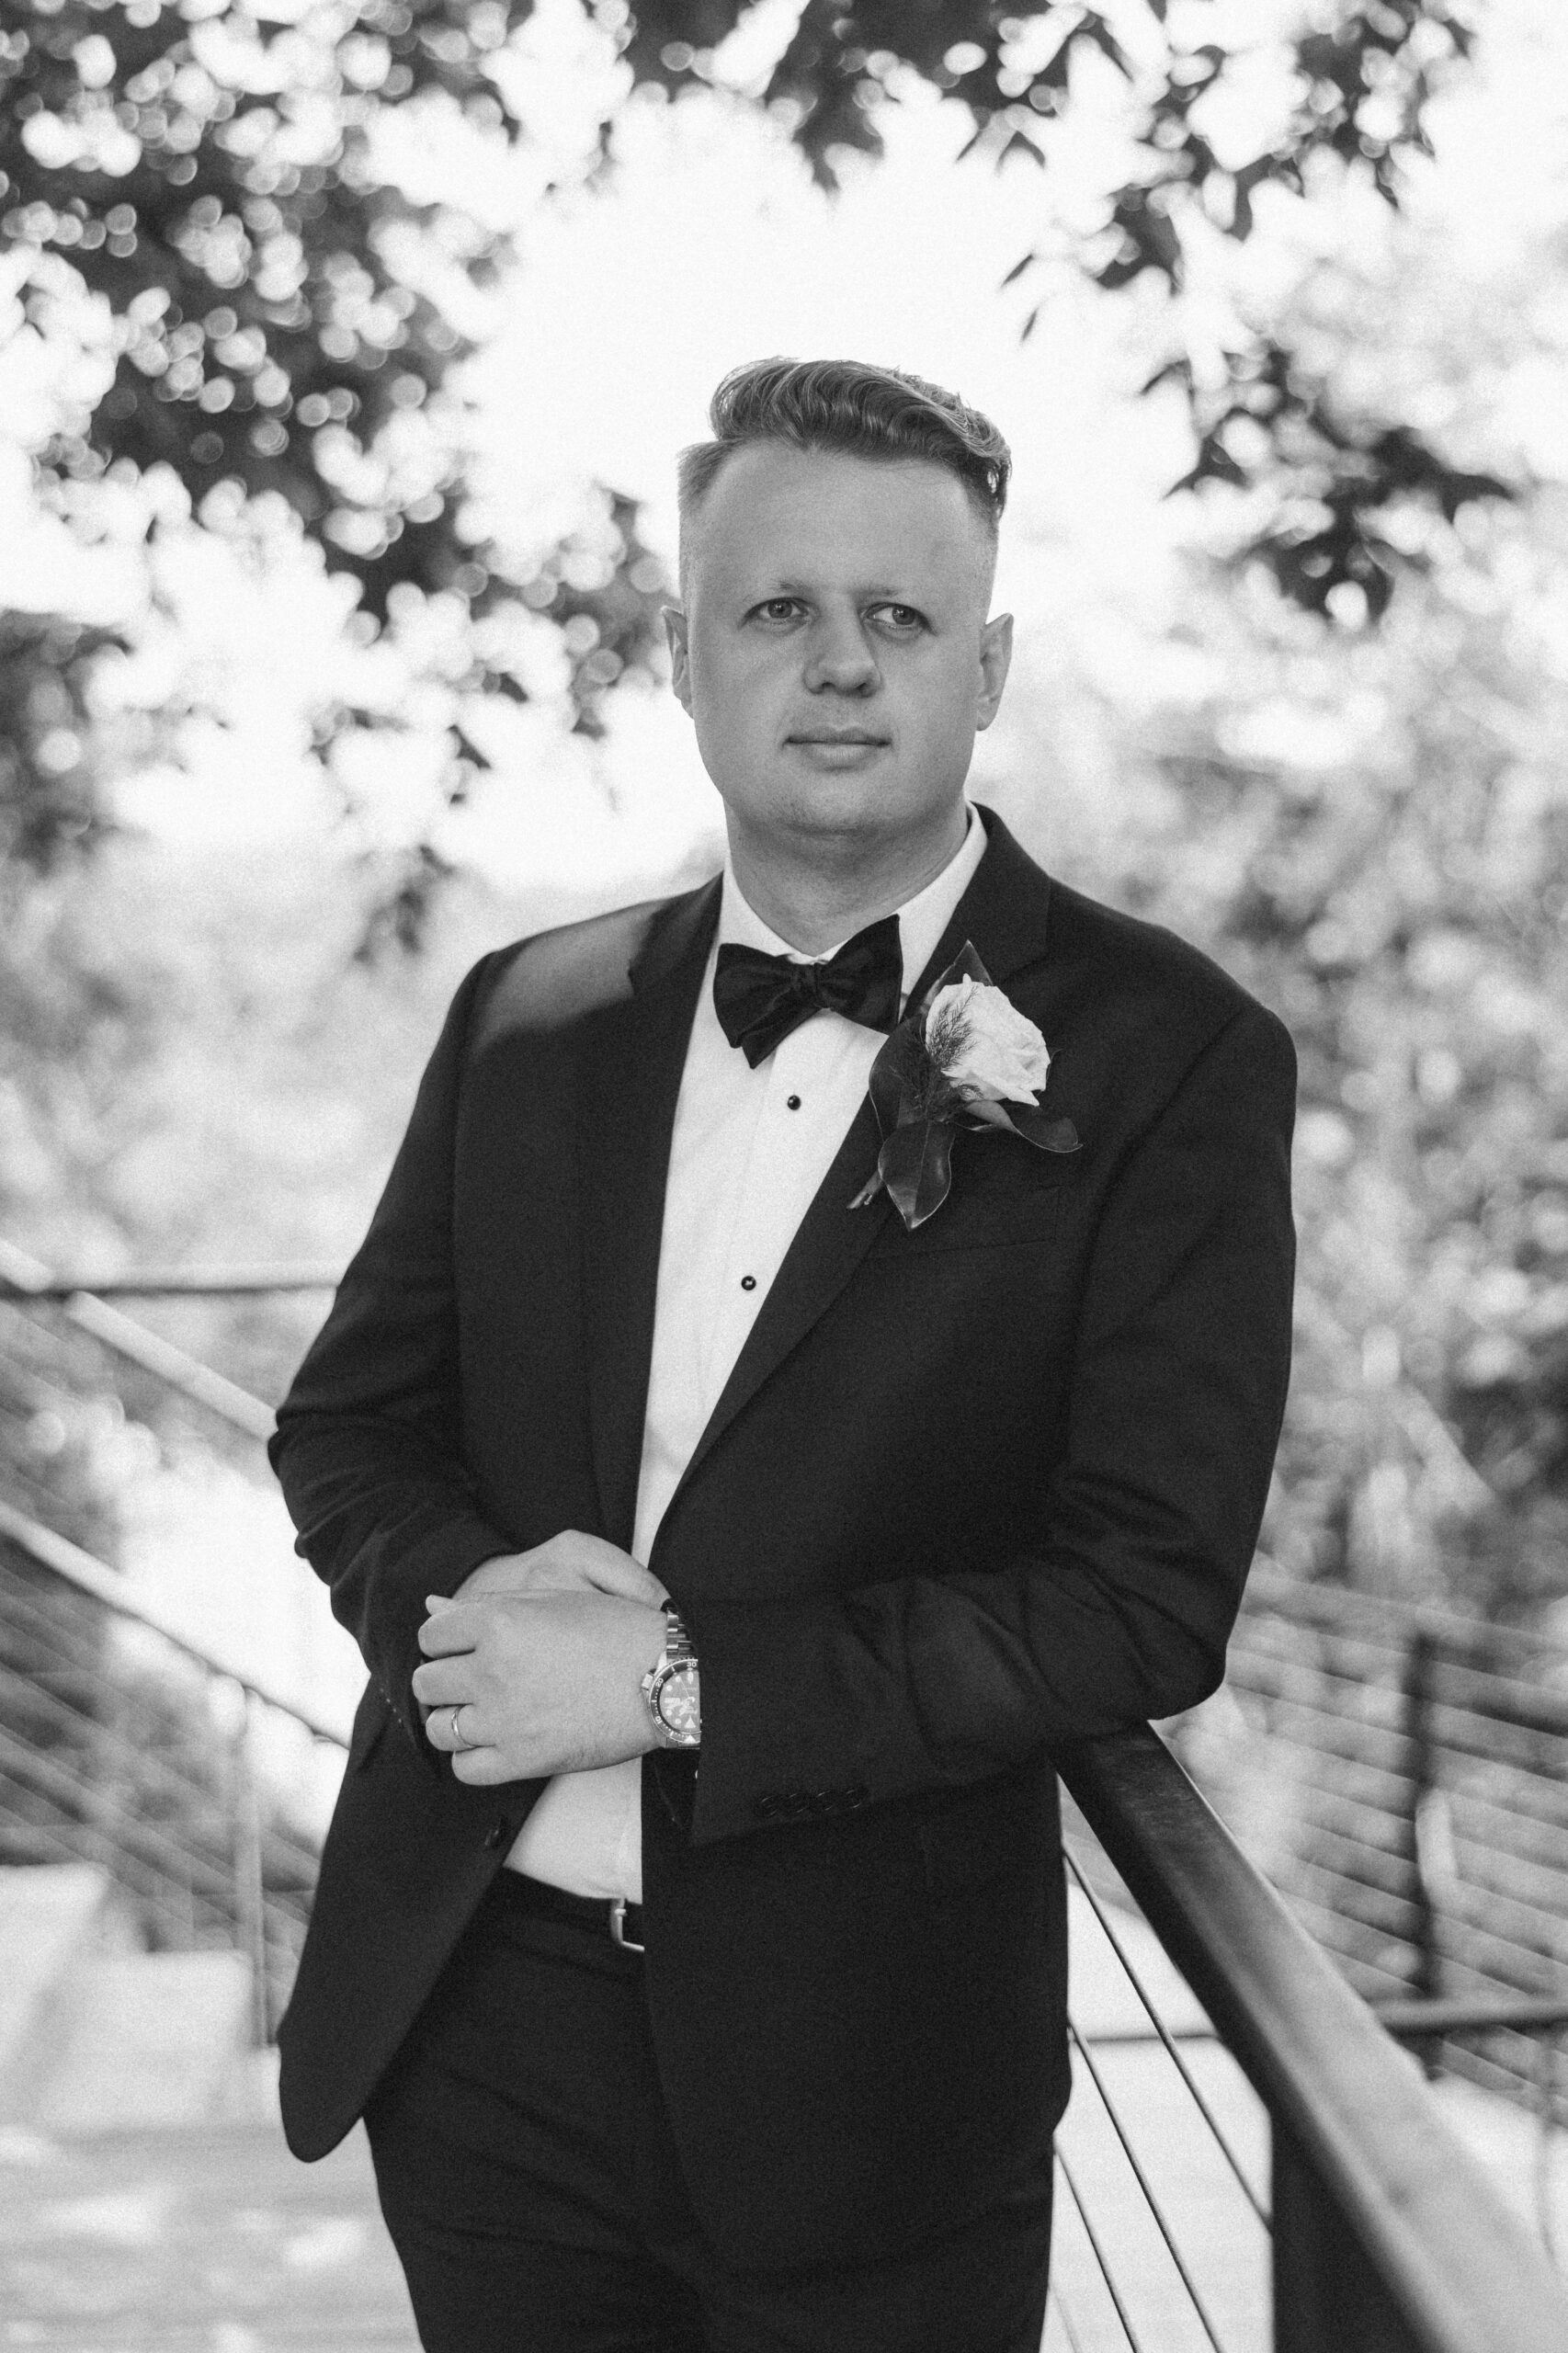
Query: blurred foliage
1176 562 1567 1628
0 0 668 649
994 480 1568 1624
736 0 1511 611
0 0 1562 1633
997 578 1568 1627
0 823 450 1544
0 0 1511 877
1161 339 1512 623
0 0 676 877
0 611 122 868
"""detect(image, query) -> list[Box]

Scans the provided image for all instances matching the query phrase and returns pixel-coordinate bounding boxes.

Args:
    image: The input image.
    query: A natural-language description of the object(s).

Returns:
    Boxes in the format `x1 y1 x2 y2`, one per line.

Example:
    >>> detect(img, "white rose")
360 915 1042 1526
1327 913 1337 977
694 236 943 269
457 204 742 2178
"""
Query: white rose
926 978 1051 1104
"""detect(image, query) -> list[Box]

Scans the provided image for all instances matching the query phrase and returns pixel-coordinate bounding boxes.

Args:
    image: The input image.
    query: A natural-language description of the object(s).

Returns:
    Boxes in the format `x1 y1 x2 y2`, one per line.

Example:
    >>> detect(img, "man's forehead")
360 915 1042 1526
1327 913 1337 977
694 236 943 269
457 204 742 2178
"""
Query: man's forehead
687 442 991 590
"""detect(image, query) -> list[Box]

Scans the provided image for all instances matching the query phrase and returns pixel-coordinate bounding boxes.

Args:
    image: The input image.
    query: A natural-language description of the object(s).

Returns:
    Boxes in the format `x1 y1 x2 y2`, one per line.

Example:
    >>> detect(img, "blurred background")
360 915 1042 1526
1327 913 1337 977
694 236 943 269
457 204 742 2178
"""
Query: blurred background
2 1 1567 2345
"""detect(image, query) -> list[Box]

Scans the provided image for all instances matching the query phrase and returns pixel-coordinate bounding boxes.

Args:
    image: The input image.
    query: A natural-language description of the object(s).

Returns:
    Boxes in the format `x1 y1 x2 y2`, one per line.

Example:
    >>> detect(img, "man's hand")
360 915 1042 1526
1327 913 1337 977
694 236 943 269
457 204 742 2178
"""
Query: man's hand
447 1530 667 1610
412 1531 669 1785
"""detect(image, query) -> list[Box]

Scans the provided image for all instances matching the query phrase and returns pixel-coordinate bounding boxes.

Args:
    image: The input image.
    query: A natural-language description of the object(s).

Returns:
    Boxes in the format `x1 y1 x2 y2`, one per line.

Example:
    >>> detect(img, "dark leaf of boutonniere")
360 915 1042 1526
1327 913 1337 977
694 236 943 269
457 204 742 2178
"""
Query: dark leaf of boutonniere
875 1119 957 1231
867 1022 915 1137
850 934 1079 1225
915 938 994 1017
997 1100 1081 1154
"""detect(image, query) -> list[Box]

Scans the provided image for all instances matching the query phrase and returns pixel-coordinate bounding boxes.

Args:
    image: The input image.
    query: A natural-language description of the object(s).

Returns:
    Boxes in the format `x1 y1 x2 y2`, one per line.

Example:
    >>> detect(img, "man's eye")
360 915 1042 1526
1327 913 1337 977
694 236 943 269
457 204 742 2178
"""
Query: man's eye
870 604 926 631
752 598 802 623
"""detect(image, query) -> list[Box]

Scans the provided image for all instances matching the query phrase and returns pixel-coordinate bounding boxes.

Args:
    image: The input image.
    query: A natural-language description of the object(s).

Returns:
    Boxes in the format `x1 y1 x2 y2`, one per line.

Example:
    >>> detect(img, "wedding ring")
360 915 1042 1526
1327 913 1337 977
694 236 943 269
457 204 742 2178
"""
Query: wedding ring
449 1704 472 1752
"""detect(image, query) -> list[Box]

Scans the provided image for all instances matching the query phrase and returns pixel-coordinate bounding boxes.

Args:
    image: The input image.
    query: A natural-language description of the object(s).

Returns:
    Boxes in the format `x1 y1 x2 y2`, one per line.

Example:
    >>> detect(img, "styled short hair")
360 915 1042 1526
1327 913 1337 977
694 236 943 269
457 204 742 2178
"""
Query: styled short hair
676 358 1010 587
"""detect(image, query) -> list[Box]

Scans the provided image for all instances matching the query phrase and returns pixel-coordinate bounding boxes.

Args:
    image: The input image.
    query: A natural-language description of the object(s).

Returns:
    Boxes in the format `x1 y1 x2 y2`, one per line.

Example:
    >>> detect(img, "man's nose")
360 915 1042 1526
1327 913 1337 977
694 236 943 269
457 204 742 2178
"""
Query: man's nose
802 615 881 695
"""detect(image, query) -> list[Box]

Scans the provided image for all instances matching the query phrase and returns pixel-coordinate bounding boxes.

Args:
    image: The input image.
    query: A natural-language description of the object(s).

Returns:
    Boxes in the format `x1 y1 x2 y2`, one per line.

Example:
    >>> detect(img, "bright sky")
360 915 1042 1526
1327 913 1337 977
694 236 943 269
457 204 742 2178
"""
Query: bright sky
2 0 1565 899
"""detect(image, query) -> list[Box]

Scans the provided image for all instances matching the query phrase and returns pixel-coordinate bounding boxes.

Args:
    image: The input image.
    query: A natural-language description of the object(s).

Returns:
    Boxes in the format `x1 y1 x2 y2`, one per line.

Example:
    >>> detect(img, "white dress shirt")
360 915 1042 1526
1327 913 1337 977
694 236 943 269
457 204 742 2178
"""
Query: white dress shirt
505 808 988 1899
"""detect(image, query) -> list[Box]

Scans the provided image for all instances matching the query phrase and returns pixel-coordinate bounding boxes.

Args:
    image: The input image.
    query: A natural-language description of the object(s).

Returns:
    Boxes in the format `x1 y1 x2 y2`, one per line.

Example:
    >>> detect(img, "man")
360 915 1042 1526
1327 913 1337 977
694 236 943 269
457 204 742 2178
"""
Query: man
270 357 1296 2352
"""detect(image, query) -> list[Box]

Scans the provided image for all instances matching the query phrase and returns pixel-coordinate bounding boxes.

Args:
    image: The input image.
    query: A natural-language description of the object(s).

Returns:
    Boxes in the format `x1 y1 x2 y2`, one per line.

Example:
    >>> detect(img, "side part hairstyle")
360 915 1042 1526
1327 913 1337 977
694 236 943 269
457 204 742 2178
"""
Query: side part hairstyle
676 357 1011 588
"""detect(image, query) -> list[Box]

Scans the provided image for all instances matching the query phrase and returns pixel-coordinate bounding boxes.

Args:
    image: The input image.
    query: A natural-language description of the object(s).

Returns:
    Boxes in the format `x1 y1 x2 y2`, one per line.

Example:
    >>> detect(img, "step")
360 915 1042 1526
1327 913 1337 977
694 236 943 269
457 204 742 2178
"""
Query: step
0 2116 418 2348
36 1950 256 2131
0 1862 112 2124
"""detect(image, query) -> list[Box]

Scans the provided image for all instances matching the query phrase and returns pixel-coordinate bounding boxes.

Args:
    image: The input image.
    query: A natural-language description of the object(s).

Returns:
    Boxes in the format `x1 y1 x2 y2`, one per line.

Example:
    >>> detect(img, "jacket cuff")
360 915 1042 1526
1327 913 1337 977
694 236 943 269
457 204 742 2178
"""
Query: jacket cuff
360 1516 514 1756
683 1592 934 1845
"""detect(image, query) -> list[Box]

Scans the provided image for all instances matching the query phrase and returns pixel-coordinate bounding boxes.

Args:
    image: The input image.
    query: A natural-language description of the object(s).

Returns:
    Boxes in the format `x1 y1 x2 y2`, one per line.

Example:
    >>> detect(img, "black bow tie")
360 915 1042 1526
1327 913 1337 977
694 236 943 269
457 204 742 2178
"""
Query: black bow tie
712 914 903 1068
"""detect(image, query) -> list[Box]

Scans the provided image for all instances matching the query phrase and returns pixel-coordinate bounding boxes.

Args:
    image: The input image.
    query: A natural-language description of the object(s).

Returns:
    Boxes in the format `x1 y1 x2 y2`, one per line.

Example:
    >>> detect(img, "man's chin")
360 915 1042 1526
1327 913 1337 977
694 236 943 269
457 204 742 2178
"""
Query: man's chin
722 779 969 870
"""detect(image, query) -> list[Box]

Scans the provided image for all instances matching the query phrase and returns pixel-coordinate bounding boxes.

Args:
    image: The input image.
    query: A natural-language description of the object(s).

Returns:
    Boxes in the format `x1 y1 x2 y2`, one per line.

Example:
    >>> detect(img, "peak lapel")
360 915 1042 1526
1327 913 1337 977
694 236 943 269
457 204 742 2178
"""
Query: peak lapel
578 879 720 1548
667 809 1058 1506
903 804 1056 1007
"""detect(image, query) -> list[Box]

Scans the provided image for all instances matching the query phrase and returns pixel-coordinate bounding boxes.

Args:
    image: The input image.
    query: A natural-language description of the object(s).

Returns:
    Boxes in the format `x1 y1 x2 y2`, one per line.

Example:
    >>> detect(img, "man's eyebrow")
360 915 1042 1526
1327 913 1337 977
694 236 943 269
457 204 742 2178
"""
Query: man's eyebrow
741 578 928 600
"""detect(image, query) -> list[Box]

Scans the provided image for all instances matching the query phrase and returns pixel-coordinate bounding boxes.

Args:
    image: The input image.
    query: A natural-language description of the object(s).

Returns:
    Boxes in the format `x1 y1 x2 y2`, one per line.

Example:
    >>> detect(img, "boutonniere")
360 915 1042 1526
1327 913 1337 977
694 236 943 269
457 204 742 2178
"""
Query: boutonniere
849 942 1080 1232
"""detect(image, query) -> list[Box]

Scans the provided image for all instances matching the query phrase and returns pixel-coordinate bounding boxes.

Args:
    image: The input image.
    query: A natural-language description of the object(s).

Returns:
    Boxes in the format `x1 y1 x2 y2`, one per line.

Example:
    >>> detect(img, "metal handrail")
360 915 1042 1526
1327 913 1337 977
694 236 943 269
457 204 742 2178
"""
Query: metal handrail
6 1245 1568 2336
0 1652 324 1891
1 1263 342 1298
0 1238 278 1441
1059 1727 1568 2353
0 1495 347 1749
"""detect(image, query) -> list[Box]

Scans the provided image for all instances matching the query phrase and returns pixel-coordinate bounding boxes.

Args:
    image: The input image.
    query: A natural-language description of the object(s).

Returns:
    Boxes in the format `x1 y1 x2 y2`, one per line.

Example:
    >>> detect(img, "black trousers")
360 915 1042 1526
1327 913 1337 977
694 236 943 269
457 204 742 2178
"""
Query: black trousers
364 1872 1053 2353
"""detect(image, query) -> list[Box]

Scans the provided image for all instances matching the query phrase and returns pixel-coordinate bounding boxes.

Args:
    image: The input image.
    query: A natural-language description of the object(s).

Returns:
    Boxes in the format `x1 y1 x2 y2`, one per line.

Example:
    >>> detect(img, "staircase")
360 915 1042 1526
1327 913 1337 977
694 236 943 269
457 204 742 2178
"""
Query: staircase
0 1863 417 2351
0 1521 331 2040
0 1863 265 2132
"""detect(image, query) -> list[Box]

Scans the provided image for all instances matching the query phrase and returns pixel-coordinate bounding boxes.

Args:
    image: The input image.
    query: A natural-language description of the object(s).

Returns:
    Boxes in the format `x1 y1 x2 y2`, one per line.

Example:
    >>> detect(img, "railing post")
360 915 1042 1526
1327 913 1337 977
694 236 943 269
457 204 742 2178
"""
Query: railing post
1272 2126 1428 2353
229 1689 270 2046
1534 2029 1562 2268
1403 1628 1443 2071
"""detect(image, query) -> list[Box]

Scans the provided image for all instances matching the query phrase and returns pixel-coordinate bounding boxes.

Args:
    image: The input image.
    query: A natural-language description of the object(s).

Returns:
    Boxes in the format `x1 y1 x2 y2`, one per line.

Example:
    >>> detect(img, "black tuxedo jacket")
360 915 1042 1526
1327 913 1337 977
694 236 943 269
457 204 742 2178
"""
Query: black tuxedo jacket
269 809 1296 2269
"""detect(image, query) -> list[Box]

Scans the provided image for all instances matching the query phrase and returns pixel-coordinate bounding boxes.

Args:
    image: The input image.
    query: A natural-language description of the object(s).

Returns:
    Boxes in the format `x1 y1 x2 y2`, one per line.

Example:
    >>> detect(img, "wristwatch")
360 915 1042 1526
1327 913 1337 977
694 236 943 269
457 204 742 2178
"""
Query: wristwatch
642 1602 701 1749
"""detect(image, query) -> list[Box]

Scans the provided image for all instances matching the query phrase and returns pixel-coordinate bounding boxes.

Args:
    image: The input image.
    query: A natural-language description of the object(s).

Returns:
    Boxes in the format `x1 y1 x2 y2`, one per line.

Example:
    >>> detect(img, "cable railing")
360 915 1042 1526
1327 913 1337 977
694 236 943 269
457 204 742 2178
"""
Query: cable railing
8 1494 1564 2352
0 1495 346 2038
1208 1572 1568 2122
1059 1730 1568 2353
6 1245 1568 2348
0 1237 290 1442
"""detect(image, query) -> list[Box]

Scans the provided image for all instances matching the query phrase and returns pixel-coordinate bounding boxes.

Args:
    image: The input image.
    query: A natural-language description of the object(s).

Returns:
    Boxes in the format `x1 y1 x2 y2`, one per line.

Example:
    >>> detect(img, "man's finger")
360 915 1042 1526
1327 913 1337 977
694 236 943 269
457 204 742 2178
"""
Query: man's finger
585 1558 668 1605
451 1745 508 1785
411 1659 472 1709
418 1604 481 1655
542 1537 666 1605
421 1697 488 1749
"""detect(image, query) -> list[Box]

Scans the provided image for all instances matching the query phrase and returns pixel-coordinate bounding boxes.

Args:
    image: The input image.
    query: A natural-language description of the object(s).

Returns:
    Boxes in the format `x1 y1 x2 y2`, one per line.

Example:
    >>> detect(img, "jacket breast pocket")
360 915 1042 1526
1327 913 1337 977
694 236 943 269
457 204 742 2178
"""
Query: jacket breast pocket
869 1176 1067 1257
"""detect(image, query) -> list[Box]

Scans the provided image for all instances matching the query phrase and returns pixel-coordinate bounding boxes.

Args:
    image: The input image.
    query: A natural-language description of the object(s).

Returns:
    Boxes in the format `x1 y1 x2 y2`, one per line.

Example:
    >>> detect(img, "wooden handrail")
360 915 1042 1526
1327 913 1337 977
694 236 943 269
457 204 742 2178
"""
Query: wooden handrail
1058 1727 1568 2353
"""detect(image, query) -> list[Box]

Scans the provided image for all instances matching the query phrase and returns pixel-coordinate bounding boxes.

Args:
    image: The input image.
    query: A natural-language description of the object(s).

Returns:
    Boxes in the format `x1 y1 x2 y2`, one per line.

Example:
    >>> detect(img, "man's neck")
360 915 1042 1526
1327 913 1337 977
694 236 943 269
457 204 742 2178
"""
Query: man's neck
726 810 971 956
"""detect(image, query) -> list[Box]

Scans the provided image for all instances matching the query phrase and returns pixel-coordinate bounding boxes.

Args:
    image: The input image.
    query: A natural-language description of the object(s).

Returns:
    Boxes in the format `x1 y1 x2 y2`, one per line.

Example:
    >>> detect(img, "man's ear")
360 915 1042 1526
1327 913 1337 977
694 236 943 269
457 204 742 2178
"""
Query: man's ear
665 607 693 715
974 611 1014 733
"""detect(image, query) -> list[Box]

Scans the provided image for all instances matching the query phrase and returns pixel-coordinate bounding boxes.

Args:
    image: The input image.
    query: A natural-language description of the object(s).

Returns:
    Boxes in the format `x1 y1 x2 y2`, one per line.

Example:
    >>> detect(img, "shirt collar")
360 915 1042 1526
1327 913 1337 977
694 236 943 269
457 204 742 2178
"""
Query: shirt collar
717 805 987 1010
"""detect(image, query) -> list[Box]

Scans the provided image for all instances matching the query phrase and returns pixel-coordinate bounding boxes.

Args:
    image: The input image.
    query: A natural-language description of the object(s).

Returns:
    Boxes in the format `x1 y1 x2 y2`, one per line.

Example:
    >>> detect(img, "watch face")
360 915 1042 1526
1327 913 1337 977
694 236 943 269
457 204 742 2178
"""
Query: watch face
657 1663 701 1743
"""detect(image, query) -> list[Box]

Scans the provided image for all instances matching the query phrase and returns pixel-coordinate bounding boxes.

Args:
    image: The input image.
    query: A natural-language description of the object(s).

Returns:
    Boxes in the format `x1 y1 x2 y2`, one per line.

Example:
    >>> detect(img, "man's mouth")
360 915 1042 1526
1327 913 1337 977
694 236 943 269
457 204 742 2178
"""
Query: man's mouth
786 729 889 746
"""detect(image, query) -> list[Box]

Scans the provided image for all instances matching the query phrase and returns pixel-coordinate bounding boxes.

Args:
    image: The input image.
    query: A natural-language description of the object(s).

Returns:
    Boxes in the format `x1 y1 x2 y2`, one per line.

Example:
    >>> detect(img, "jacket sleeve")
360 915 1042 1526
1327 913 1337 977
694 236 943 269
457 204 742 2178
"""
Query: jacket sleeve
268 955 514 1756
683 999 1298 1843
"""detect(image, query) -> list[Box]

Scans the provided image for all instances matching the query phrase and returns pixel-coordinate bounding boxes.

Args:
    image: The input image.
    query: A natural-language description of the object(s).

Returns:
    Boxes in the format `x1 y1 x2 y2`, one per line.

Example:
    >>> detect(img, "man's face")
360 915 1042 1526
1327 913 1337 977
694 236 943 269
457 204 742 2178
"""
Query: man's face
666 443 1012 870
